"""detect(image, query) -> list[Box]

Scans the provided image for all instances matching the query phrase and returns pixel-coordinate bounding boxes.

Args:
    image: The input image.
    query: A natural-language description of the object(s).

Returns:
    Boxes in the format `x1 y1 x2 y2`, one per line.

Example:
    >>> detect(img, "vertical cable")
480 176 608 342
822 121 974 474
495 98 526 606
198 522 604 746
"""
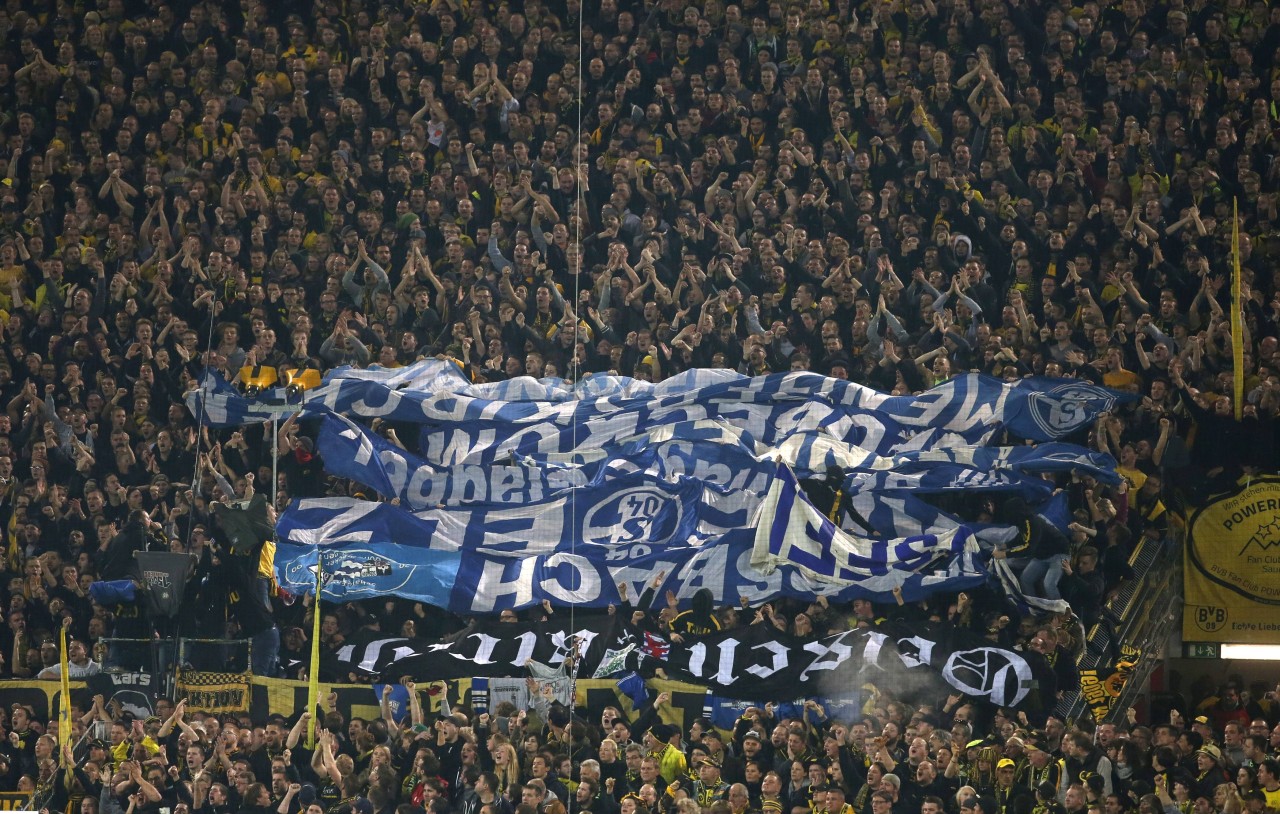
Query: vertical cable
185 278 222 552
567 0 587 734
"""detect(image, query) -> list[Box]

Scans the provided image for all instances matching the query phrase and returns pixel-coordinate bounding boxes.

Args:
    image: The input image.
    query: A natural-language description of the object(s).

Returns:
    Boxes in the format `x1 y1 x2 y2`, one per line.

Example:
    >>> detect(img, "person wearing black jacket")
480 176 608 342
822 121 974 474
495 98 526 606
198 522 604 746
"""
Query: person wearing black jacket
96 509 168 581
217 532 280 678
992 498 1071 602
799 466 878 536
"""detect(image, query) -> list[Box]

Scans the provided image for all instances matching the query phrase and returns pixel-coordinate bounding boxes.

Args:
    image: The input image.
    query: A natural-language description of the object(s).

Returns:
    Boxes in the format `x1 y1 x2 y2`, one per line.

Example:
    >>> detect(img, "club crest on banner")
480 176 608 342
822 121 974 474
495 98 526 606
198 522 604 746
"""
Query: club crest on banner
1025 382 1119 437
941 647 1033 708
582 486 682 544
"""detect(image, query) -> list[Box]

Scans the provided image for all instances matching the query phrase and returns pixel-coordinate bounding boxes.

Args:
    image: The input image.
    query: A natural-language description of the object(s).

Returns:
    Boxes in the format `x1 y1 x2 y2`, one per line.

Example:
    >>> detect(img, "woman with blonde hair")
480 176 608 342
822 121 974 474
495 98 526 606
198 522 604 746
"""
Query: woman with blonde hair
492 741 521 796
1214 783 1243 814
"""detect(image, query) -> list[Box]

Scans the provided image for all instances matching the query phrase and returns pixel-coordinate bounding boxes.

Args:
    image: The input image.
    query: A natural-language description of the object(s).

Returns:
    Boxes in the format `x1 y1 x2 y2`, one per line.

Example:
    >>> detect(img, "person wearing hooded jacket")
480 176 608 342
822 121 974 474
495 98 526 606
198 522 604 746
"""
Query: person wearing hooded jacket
275 415 325 498
669 588 721 637
991 498 1071 602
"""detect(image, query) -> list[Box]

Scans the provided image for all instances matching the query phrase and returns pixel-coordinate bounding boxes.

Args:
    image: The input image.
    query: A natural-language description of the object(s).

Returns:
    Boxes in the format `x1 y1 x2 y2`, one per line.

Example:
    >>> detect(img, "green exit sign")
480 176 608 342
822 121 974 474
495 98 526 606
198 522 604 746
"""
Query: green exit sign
1185 643 1221 658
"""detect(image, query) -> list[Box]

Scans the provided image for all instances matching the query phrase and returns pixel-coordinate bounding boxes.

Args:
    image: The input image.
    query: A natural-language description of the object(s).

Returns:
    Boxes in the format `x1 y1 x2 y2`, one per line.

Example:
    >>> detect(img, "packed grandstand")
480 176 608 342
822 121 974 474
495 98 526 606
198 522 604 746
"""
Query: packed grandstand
0 2 1277 814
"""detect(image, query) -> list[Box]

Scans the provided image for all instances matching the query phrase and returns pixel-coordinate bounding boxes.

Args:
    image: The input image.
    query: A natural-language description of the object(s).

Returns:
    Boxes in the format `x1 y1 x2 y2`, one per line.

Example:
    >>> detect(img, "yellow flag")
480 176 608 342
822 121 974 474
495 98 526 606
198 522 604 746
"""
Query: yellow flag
1232 198 1244 420
306 559 322 748
59 624 71 759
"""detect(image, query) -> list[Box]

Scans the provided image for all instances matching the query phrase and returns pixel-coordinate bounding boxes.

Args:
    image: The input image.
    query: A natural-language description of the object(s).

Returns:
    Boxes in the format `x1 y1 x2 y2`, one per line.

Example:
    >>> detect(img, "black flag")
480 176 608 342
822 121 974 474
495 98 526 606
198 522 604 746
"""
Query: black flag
133 551 196 618
213 494 275 555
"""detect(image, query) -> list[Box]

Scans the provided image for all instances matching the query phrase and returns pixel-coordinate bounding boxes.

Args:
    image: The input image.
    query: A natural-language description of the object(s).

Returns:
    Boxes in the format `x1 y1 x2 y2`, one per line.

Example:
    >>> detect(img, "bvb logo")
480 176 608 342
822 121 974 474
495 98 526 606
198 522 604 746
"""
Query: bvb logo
1193 606 1228 633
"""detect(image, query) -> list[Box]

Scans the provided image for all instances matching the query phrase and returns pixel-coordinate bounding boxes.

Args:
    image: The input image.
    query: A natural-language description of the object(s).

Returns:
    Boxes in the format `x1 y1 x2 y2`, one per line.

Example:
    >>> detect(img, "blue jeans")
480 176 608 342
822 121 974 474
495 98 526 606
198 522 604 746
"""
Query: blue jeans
251 624 280 677
1015 555 1064 600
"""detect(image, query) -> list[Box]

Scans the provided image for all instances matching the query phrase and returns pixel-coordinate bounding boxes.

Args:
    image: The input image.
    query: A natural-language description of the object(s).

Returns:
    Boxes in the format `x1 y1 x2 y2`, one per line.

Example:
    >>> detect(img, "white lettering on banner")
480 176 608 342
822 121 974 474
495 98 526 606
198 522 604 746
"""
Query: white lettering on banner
900 380 1007 431
604 544 653 562
405 462 440 504
798 631 859 682
426 427 496 466
472 559 535 612
772 403 835 439
712 404 757 435
420 396 466 423
477 398 507 421
893 636 936 669
351 386 405 418
860 631 888 667
311 382 345 413
477 501 565 550
492 467 534 503
291 500 380 544
609 561 671 600
506 420 564 458
343 427 376 466
599 411 641 446
687 640 741 686
540 553 603 603
687 641 705 678
510 631 539 668
452 632 502 665
110 672 153 685
744 640 791 679
454 465 491 503
657 442 731 490
548 629 600 666
335 638 419 674
381 450 411 496
673 547 727 600
652 403 712 427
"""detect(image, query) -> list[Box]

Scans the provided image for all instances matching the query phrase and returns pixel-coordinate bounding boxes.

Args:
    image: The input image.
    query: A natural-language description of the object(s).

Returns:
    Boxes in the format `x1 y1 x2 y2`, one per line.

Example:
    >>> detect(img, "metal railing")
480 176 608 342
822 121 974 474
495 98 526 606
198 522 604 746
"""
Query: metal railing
1055 532 1183 724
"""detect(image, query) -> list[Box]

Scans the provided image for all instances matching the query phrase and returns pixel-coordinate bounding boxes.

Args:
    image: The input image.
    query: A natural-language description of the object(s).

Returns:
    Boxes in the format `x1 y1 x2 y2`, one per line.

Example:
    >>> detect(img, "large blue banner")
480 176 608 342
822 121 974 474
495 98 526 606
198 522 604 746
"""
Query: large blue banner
318 411 1119 511
200 363 1129 612
274 470 989 614
189 363 1134 451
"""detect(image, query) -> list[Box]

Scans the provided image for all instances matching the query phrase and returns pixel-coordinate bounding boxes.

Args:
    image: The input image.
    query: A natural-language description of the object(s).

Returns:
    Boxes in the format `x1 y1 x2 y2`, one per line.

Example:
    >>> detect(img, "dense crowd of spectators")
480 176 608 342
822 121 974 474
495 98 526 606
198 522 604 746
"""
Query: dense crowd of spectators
0 0 1277 812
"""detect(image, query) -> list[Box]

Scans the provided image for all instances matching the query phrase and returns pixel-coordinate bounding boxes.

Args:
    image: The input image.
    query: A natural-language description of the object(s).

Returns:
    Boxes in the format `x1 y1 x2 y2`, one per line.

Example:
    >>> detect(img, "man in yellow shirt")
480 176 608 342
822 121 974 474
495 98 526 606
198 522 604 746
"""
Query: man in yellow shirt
646 723 688 784
1256 759 1280 810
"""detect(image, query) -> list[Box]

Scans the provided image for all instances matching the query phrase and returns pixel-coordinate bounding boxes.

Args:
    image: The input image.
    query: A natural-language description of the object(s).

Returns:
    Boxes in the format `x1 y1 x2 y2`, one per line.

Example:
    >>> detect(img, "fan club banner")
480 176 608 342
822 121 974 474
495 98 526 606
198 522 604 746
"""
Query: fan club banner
87 671 158 719
1183 478 1280 643
190 361 1132 454
273 472 989 614
1079 646 1142 722
176 669 253 714
134 552 196 618
334 616 1037 708
318 411 1120 513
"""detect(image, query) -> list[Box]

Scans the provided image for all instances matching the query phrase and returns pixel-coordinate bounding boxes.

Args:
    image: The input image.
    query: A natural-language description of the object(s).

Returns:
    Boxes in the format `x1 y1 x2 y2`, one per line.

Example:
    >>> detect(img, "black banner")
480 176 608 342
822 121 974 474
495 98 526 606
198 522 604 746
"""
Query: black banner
86 670 157 718
351 618 1037 708
133 551 196 618
1079 646 1141 722
213 495 275 555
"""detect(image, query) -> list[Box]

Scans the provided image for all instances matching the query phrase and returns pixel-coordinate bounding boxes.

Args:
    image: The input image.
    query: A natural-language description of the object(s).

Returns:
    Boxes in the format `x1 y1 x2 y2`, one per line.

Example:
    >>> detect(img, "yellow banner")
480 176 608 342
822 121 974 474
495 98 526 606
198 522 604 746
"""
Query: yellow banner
1079 645 1141 722
0 791 33 810
1184 477 1280 641
176 671 252 714
58 626 70 757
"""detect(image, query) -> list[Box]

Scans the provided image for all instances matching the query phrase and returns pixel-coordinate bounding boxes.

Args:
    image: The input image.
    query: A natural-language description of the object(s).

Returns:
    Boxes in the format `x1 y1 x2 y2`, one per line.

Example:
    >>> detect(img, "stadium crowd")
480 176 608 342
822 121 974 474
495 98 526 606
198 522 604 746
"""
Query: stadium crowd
0 0 1278 813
